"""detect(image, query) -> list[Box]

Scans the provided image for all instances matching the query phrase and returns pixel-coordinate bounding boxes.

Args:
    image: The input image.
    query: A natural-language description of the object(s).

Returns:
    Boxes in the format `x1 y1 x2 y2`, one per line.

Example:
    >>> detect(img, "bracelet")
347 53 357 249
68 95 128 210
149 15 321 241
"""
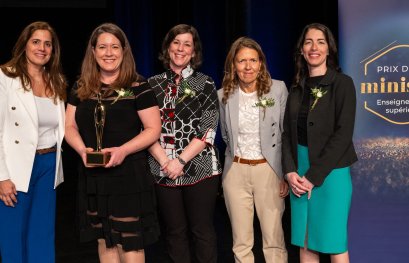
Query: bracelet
177 156 187 166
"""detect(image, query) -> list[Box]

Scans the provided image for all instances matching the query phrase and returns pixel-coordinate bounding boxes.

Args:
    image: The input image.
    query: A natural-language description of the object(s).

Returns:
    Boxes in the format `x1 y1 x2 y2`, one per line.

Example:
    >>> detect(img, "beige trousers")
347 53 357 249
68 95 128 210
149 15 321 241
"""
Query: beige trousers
222 162 287 263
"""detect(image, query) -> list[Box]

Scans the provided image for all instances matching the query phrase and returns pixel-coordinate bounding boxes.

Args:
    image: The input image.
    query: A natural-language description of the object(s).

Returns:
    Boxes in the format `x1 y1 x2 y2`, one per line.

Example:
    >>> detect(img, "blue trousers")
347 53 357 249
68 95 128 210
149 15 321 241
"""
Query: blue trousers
0 152 57 263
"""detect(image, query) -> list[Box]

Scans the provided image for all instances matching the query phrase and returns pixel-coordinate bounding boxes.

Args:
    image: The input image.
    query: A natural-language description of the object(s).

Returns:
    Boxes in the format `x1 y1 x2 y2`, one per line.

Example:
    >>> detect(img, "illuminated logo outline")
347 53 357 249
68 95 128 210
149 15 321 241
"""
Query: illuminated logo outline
361 42 409 125
363 44 409 75
364 101 409 125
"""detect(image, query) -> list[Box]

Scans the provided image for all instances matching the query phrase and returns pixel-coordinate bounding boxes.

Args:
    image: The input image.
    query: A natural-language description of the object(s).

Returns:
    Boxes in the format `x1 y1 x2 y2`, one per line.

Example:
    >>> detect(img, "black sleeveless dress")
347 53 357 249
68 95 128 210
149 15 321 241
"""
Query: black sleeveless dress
68 81 159 251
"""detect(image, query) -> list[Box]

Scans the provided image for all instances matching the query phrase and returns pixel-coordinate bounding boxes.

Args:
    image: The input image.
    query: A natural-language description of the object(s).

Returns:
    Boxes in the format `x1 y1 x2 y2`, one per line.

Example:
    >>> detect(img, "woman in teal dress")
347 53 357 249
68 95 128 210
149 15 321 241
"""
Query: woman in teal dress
281 23 357 262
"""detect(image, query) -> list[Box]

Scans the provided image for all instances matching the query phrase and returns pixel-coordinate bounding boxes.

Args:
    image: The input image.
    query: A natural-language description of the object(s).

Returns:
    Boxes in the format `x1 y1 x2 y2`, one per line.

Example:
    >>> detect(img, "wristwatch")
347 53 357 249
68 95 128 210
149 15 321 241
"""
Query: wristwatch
177 156 187 165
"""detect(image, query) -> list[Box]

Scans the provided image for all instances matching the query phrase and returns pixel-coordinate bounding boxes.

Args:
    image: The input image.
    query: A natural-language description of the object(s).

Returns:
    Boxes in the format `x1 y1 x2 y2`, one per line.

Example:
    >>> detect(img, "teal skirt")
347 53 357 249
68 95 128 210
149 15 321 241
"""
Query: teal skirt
290 145 352 253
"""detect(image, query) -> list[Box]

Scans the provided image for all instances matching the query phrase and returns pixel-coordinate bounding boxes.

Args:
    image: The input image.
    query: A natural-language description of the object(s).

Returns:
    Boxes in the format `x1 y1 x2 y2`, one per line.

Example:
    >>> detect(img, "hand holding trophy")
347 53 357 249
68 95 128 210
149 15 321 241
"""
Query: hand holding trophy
86 93 111 166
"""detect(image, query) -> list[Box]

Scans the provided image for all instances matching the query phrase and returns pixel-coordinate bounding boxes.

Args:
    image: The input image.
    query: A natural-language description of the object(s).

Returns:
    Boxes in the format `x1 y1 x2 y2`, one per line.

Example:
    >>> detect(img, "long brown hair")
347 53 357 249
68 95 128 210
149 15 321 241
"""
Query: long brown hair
159 24 203 70
221 37 272 104
292 23 340 88
76 23 140 100
0 21 67 101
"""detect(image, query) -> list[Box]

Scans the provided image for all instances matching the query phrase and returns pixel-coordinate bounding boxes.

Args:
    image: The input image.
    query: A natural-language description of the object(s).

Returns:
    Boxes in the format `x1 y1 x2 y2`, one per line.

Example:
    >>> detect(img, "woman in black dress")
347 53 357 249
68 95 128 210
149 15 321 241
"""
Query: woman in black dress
65 23 161 263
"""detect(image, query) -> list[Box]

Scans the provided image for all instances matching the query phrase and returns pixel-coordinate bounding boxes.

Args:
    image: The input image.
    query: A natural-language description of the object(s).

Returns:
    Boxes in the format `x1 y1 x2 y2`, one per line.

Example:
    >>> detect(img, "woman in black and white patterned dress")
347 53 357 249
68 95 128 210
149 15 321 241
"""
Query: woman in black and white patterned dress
148 24 221 263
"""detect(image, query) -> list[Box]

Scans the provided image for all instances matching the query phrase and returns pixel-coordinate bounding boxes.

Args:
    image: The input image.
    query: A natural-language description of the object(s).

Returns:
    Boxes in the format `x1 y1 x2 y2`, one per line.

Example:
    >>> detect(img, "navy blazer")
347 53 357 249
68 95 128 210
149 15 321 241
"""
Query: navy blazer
281 69 358 186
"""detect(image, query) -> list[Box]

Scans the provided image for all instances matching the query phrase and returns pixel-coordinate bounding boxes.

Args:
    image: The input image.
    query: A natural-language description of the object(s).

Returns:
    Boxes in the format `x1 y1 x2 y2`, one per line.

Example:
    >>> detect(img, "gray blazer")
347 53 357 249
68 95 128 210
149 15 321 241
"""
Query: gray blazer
218 80 288 179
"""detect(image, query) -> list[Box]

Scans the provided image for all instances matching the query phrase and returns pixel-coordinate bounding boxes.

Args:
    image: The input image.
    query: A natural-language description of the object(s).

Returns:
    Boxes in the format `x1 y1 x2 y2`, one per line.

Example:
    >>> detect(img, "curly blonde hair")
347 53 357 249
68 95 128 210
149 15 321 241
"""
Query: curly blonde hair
221 37 272 104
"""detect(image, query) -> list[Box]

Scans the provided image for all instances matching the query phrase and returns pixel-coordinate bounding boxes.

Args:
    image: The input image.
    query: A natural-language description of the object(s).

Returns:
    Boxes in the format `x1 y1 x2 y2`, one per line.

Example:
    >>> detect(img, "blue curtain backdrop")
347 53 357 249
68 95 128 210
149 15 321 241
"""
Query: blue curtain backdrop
0 1 338 261
111 0 337 173
0 0 338 88
112 0 338 87
339 0 409 262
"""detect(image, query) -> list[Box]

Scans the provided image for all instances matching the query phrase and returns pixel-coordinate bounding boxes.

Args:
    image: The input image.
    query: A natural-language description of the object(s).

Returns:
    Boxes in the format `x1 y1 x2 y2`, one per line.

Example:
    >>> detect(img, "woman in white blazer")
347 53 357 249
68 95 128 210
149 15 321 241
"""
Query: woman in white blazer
218 37 289 263
0 21 67 263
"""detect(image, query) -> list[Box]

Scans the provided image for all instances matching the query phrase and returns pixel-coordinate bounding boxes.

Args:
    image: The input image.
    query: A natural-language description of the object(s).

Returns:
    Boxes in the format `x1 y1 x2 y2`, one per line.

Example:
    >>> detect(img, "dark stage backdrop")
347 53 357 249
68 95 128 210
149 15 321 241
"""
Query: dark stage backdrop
0 0 338 185
0 0 337 89
113 0 338 87
0 1 337 262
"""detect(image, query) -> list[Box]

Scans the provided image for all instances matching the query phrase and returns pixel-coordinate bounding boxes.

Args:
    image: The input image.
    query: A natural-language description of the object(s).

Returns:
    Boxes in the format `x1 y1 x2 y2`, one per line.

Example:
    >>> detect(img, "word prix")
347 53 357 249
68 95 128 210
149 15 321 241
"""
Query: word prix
377 65 409 73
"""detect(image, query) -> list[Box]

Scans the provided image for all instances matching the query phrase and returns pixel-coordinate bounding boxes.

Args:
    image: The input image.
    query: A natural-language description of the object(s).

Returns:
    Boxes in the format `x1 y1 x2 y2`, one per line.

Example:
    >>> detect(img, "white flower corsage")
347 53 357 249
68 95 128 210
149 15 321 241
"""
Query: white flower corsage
176 81 196 104
310 87 327 111
111 88 134 105
253 97 275 120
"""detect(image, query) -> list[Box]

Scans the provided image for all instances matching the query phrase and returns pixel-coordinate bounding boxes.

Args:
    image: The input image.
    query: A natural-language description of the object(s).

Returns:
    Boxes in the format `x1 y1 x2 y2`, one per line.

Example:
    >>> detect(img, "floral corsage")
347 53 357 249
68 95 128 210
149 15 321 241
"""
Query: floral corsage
253 97 275 120
310 87 327 111
111 88 134 105
176 81 196 104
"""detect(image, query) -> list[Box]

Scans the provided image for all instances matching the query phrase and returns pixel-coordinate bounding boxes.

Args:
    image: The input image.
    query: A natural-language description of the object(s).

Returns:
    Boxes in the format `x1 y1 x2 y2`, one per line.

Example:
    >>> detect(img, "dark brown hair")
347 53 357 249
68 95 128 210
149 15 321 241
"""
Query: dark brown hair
159 24 203 70
292 23 340 88
0 21 67 101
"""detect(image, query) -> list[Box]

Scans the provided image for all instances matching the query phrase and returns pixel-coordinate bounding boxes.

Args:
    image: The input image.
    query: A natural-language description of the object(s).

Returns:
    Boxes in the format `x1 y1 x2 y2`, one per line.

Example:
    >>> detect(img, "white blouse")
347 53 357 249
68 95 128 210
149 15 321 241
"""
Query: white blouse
34 96 58 149
235 89 264 160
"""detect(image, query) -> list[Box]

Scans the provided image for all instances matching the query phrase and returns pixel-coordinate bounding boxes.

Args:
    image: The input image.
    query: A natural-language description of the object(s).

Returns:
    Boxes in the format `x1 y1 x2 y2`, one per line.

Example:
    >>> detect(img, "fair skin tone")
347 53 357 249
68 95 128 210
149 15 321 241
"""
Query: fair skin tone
65 32 161 263
92 32 123 84
234 47 261 93
300 247 350 263
167 32 195 74
0 29 53 207
288 28 349 263
302 28 329 77
148 32 207 179
286 28 331 199
234 47 288 196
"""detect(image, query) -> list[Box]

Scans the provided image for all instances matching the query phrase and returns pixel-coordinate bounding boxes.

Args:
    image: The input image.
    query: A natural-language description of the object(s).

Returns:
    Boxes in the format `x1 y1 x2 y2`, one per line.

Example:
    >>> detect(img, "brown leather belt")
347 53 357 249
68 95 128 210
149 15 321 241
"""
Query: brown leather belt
36 146 57 155
233 156 267 165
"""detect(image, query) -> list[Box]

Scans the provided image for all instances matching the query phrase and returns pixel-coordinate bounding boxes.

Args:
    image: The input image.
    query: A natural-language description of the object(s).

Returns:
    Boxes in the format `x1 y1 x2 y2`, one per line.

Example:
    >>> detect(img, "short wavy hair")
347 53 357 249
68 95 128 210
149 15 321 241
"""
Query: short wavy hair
159 24 203 70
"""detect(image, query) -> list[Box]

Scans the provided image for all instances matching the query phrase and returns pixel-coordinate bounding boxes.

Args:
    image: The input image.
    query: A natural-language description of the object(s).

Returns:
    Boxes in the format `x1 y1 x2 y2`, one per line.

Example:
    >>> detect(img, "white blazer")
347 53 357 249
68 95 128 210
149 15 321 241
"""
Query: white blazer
0 71 64 192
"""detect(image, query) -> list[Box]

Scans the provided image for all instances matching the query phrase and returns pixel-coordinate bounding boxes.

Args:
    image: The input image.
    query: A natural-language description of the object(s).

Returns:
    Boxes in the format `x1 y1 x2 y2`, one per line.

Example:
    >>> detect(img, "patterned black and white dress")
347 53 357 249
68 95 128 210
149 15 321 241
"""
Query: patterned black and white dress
148 66 222 186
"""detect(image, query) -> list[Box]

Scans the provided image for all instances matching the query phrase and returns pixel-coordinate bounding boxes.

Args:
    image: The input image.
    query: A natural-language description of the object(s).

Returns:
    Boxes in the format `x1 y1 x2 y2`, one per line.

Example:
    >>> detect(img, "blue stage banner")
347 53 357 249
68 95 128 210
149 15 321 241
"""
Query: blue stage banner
339 0 409 261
